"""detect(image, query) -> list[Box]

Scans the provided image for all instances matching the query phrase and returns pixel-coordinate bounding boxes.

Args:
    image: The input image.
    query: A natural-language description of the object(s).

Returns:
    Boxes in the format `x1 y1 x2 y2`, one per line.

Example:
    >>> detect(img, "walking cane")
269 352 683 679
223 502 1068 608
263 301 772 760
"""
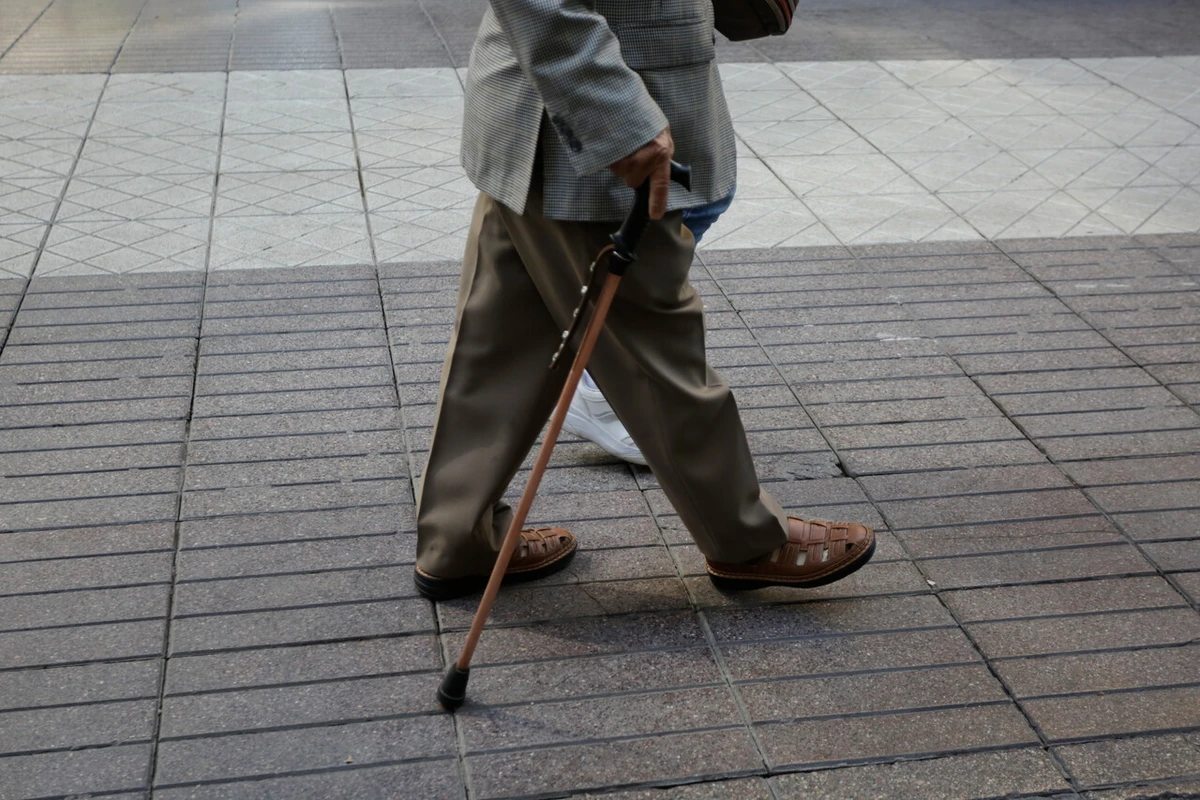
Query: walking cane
437 161 692 711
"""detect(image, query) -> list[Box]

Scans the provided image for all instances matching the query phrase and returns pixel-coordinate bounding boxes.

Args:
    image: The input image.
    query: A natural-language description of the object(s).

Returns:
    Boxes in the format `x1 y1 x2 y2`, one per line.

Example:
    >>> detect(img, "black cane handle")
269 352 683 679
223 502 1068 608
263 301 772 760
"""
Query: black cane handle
610 161 692 273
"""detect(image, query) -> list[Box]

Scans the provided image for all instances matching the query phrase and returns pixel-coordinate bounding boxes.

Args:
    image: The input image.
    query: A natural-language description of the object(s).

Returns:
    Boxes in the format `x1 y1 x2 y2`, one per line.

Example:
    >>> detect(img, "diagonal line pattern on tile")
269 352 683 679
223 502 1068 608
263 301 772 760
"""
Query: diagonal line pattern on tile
2 59 1199 270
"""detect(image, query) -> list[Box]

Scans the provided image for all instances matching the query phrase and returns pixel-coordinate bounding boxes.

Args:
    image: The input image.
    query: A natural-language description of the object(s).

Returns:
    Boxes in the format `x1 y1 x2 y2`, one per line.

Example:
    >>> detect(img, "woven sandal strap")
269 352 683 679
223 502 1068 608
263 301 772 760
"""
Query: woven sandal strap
520 528 556 558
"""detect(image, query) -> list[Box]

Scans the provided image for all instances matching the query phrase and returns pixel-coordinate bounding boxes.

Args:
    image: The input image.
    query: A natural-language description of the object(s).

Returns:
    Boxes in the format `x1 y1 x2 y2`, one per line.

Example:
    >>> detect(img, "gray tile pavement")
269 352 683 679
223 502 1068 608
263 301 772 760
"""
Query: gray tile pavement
2 239 1197 798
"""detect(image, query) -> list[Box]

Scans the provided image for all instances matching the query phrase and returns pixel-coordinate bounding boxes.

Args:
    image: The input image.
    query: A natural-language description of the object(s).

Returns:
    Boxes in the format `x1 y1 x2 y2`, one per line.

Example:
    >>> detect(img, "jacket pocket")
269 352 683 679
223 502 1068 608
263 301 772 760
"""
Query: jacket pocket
616 19 715 70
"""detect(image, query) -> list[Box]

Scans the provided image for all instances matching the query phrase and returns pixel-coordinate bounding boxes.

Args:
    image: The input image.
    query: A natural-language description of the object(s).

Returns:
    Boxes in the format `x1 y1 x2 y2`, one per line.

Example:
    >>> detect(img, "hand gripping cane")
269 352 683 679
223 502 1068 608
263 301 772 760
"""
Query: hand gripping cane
437 161 692 711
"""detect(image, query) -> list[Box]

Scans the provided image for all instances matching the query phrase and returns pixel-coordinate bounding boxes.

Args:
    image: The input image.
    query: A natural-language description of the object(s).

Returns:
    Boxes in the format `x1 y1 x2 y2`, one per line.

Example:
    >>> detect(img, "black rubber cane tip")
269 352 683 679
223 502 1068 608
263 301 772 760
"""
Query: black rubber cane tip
437 666 470 712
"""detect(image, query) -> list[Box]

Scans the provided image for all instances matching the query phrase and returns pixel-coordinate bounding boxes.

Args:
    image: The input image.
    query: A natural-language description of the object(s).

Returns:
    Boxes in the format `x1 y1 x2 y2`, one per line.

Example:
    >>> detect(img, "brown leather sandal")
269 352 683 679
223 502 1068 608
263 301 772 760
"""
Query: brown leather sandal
414 527 577 601
706 517 875 591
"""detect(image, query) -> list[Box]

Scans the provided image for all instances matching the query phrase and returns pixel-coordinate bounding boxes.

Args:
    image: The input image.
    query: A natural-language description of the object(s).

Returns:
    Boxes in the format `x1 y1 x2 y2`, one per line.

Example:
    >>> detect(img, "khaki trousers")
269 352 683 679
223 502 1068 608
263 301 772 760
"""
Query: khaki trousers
415 183 788 579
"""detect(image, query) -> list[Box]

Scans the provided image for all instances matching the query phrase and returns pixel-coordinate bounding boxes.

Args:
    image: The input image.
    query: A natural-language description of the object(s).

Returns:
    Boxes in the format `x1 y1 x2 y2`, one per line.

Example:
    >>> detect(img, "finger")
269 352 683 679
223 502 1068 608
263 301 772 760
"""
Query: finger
647 160 669 219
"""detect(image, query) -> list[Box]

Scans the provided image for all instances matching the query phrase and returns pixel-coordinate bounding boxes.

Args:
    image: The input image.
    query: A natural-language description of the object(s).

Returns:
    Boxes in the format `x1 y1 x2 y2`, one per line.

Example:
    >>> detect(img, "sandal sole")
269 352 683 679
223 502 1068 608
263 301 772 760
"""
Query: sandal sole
414 543 577 602
707 538 876 592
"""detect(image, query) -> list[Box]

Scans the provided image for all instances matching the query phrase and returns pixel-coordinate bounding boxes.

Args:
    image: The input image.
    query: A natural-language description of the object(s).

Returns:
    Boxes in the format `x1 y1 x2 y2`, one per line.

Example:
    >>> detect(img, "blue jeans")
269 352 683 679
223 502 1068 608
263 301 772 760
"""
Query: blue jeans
681 187 735 244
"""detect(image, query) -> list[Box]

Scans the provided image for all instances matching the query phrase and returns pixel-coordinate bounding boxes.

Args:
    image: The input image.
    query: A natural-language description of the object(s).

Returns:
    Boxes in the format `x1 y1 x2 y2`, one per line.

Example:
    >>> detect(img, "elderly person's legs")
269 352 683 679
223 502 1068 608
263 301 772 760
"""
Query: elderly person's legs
415 180 873 600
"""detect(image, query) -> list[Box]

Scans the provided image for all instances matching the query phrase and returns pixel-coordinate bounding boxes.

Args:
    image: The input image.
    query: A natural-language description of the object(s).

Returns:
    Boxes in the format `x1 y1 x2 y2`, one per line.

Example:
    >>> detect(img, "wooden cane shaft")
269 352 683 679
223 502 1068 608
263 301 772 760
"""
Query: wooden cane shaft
456 271 623 670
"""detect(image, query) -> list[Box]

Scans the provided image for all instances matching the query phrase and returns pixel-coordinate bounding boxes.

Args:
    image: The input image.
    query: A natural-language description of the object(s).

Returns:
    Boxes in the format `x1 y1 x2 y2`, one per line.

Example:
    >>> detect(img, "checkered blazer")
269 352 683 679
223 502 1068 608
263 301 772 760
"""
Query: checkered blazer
461 0 737 221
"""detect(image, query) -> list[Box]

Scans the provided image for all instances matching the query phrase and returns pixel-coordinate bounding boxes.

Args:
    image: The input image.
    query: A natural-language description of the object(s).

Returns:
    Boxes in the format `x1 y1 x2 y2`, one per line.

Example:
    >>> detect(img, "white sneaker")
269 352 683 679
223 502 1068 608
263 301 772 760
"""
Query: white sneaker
563 371 647 465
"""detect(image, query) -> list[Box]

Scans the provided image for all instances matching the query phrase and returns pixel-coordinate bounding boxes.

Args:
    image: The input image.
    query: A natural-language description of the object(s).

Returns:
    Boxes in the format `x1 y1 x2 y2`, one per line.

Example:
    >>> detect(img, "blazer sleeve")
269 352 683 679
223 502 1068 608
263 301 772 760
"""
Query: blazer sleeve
485 0 670 177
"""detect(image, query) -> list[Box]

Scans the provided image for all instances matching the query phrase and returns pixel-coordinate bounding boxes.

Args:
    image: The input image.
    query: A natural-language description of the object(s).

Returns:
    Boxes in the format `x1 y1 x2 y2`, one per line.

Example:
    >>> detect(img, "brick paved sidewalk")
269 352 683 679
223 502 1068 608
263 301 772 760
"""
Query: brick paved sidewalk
3 237 1198 799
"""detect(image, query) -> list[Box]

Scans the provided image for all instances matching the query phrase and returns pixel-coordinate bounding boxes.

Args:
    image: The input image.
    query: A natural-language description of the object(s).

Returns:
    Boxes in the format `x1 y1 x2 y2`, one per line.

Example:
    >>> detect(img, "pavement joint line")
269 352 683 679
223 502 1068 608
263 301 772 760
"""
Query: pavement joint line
957 604 1196 627
0 546 174 566
202 325 384 339
186 452 409 467
731 658 990 685
0 489 180 506
769 353 950 367
1020 680 1200 704
5 335 199 347
3 352 194 366
1046 724 1200 748
28 281 203 295
764 742 1083 778
2 738 156 761
0 418 186 431
0 515 178 533
194 381 401 398
0 614 166 636
0 578 173 599
1068 504 1200 518
143 64 229 798
863 484 1115 503
178 532 409 552
1 693 161 715
201 308 384 321
1014 406 1198 420
1 393 193 408
750 699 1018 728
837 436 1035 452
728 280 1033 298
186 402 398 419
431 575 473 799
988 384 1167 397
1034 426 1200 440
937 345 1153 359
170 594 425 621
817 416 1011 429
206 291 382 305
1079 774 1200 796
175 500 407 522
451 616 957 644
0 652 170 676
924 365 1145 378
159 694 748 746
17 298 200 310
186 426 398 442
787 371 973 386
910 540 1149 559
787 461 1055 478
452 629 960 670
162 629 434 659
207 275 379 288
890 516 1130 534
161 667 443 699
5 319 196 331
0 440 182 457
195 367 392 381
279 672 726 709
149 754 459 793
461 723 751 757
190 475 405 489
1112 321 1200 331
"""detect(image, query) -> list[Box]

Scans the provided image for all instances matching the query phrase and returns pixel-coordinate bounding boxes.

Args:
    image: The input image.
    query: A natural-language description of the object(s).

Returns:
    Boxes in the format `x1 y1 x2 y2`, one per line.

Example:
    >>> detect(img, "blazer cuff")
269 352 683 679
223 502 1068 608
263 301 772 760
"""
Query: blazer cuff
553 98 669 178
